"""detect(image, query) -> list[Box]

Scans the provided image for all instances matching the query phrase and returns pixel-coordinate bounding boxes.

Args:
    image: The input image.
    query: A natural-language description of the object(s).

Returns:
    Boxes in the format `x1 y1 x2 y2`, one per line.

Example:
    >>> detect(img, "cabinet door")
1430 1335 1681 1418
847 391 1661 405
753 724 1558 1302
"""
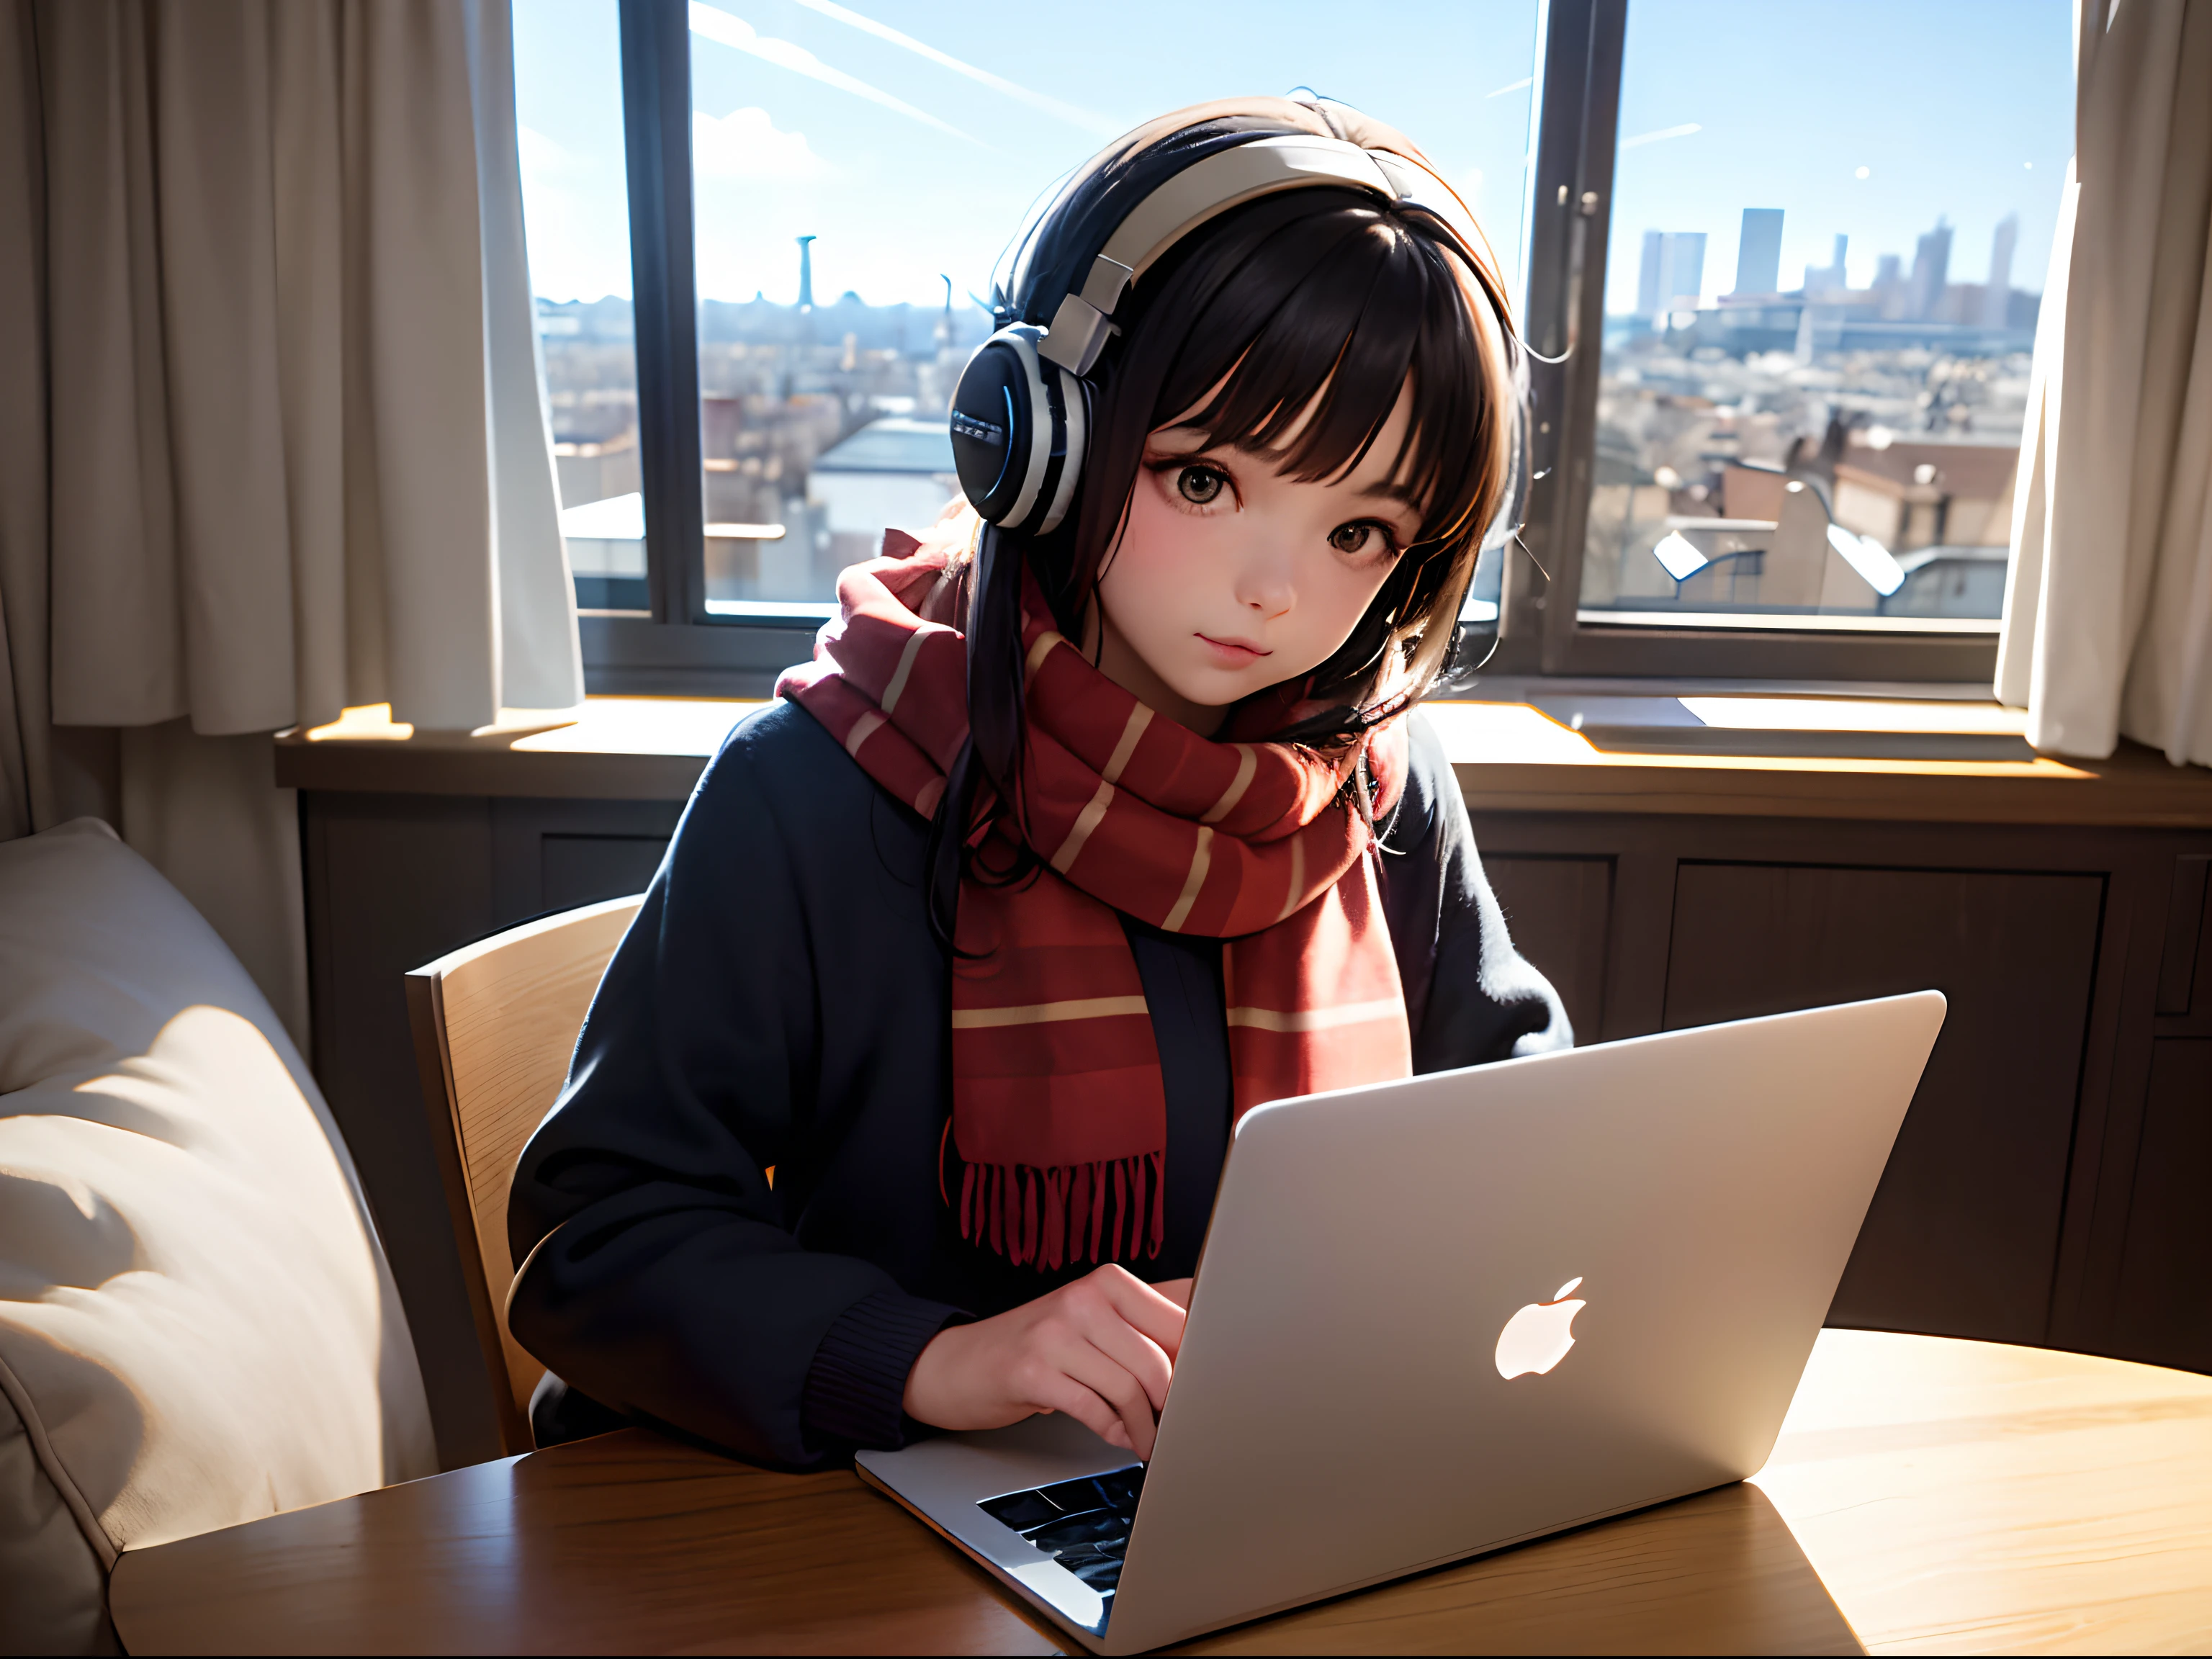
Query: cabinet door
308 792 683 1467
1665 864 2103 1346
2109 1039 2212 1372
1481 855 1613 1045
489 799 684 920
540 834 676 912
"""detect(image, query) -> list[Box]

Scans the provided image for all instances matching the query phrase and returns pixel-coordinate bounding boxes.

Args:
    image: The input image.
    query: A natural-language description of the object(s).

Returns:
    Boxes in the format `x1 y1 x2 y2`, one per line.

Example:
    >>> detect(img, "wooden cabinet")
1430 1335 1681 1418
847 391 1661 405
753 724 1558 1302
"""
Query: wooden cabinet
2111 1040 2212 1371
303 793 683 1465
1476 814 2212 1382
1665 863 2102 1346
288 711 2212 1466
1482 855 1614 1042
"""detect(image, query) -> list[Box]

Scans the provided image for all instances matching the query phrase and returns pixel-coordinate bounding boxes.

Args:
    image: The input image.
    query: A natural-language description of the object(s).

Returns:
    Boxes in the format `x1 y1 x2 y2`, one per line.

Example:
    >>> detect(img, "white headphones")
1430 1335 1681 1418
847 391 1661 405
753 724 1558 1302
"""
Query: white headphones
948 125 1495 537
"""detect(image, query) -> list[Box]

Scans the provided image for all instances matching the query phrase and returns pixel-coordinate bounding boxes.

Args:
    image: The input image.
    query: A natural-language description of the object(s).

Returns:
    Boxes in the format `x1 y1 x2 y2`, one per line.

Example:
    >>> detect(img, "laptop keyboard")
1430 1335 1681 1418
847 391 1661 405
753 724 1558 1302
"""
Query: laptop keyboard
979 1464 1146 1604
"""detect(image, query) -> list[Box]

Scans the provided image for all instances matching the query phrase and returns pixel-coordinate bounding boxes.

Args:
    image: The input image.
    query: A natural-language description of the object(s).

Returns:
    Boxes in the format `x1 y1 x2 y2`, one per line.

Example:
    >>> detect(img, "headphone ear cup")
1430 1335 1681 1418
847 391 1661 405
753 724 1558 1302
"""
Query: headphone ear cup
950 325 1076 535
1035 367 1087 536
950 330 1033 526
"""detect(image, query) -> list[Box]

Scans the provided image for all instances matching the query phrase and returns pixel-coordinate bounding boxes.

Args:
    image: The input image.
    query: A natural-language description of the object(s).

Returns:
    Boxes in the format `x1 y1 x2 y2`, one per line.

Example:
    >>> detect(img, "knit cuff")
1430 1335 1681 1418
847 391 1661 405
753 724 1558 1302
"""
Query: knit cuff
802 1289 967 1450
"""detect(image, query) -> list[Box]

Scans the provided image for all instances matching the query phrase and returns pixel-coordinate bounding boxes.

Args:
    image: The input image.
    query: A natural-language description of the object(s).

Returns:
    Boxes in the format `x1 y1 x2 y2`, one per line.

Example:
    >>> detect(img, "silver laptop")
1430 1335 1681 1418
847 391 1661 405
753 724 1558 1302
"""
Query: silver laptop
857 991 1946 1654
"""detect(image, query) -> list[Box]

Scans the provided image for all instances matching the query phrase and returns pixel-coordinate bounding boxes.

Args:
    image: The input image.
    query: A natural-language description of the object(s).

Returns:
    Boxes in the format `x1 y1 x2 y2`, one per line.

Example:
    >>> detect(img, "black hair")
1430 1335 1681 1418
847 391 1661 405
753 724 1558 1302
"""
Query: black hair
927 107 1524 947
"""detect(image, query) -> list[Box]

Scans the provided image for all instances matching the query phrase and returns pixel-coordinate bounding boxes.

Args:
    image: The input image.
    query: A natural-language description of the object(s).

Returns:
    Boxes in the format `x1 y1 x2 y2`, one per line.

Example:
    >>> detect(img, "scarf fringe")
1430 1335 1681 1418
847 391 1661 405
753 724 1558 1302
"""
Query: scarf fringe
955 1151 1166 1271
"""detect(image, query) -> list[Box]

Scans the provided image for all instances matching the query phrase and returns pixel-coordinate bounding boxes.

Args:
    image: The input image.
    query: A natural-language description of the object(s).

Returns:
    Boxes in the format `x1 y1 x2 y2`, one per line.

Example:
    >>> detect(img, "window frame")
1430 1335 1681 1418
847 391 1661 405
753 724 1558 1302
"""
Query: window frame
585 0 819 696
580 0 2002 696
1491 0 2002 684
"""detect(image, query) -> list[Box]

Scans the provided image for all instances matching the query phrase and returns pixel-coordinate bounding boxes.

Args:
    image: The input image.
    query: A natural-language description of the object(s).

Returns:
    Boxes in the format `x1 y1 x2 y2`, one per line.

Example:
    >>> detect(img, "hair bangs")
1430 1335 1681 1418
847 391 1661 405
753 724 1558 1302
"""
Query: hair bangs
1161 212 1497 562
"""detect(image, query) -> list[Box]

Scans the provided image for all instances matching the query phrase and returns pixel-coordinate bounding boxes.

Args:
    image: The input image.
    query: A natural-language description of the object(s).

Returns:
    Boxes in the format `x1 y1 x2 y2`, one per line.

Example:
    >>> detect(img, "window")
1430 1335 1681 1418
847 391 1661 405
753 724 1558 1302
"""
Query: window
514 0 647 611
516 0 2067 692
1502 0 2074 680
515 0 1540 690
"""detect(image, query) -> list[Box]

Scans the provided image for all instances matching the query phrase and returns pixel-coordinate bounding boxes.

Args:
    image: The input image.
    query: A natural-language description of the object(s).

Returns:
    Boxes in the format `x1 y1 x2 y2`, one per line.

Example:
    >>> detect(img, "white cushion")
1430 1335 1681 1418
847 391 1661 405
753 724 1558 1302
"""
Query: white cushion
0 819 435 1557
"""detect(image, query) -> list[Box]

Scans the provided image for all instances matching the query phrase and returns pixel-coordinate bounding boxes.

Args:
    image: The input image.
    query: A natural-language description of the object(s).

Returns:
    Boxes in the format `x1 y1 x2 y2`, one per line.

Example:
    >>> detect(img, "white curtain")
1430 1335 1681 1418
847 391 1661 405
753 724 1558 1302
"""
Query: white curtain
0 0 581 1043
1997 0 2212 763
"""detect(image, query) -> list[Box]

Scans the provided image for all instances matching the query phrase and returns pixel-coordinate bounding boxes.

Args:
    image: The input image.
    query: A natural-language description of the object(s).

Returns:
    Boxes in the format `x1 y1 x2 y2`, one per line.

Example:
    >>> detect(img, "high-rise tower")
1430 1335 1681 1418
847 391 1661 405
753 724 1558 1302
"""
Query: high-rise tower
1907 220 1952 320
1804 234 1849 294
1732 208 1784 296
796 235 817 311
1981 215 2018 328
1638 232 1706 321
1668 233 1707 315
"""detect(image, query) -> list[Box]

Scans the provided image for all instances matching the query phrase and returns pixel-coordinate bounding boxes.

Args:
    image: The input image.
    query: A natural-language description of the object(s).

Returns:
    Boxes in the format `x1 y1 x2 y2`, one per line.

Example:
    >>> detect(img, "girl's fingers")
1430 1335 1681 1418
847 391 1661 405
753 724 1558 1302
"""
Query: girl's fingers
1074 1308 1174 1413
1030 1370 1136 1451
1055 1337 1160 1461
1092 1267 1191 1359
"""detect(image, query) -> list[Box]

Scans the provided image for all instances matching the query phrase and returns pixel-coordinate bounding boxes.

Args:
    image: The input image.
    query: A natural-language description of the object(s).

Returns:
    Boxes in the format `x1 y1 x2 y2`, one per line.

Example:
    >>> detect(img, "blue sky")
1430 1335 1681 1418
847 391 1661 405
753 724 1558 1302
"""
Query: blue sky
511 0 2074 320
513 0 1540 308
1603 0 2074 310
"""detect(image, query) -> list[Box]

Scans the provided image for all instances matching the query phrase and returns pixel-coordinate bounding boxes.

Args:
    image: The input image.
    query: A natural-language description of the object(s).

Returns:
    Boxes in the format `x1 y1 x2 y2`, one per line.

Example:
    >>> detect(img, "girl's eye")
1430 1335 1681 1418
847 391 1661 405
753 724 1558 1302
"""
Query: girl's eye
1177 464 1228 505
1329 521 1393 557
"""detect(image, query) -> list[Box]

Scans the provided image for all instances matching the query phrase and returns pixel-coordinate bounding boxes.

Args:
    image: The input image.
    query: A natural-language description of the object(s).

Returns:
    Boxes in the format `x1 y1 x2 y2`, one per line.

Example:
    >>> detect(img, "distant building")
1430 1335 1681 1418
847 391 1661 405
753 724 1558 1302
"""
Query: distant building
1831 438 2018 552
552 431 640 508
1938 283 1991 327
1908 220 1953 320
1665 232 1707 314
1648 231 1707 320
1732 208 1784 296
559 491 647 611
1874 253 1907 319
1982 215 2018 329
810 417 961 572
1804 234 1849 295
1637 230 1665 318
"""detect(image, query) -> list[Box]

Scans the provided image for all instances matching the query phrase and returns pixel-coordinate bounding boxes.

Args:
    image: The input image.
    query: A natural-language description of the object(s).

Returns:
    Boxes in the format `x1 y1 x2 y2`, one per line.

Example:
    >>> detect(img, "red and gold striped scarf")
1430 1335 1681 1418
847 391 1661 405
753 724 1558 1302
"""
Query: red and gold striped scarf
778 535 1413 1269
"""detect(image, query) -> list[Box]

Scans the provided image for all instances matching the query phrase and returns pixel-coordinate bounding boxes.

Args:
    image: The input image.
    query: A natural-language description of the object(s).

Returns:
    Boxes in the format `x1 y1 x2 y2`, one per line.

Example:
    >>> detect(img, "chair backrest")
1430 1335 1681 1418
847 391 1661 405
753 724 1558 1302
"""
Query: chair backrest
405 895 644 1455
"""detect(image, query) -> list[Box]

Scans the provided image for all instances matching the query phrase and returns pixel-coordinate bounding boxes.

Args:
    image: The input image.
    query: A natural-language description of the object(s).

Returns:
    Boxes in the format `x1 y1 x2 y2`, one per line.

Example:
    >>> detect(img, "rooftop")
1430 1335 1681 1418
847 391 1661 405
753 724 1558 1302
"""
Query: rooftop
814 417 956 476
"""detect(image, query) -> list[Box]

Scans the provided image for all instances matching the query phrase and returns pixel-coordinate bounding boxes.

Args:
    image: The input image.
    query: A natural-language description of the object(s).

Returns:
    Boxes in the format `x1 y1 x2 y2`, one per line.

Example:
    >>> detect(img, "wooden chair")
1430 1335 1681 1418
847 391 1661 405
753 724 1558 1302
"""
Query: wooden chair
405 895 644 1457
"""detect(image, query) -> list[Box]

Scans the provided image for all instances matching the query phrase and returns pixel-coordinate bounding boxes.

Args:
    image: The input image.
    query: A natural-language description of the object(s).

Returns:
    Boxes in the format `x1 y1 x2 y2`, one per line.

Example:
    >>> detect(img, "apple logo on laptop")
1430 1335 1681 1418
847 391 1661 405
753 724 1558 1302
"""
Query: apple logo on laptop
1495 1277 1586 1379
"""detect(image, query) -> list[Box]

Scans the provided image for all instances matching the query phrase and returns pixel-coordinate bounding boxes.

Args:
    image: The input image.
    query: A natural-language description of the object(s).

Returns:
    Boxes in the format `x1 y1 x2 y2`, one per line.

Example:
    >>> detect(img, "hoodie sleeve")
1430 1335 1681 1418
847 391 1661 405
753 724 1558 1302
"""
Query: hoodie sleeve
1379 714 1574 1069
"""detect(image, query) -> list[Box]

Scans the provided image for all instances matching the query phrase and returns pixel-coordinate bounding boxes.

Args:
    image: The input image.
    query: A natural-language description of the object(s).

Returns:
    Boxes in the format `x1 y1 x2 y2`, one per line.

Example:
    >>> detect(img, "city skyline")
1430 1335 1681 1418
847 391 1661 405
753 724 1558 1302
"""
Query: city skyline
1632 206 2033 325
1601 0 2071 318
511 0 2074 627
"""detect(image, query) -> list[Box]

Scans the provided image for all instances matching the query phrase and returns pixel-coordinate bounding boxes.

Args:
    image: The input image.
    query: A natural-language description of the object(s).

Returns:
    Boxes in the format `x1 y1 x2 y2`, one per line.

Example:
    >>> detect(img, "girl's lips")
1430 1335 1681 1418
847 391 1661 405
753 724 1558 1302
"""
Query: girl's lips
1197 632 1271 665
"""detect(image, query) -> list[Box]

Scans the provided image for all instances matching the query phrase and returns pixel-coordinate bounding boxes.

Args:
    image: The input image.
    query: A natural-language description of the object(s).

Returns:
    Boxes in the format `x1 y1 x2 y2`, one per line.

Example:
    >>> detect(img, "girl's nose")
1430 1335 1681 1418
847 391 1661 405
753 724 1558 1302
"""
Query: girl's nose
1235 549 1295 619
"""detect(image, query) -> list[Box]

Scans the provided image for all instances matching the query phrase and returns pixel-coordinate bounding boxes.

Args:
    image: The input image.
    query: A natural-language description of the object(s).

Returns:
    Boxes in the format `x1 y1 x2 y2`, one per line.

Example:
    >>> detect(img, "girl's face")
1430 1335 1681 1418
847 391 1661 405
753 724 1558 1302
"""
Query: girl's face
1086 384 1424 736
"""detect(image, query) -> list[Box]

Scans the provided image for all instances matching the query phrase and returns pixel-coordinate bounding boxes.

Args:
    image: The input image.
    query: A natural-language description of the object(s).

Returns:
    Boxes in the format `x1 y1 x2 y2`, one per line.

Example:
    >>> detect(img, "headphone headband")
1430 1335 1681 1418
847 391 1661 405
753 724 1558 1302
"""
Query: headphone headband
950 113 1506 540
1033 134 1485 375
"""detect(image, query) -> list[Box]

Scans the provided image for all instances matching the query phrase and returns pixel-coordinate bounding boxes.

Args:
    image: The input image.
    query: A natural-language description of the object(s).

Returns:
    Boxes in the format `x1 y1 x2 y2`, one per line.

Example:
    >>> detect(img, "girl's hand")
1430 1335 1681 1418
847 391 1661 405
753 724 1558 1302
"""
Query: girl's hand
902 1265 1190 1460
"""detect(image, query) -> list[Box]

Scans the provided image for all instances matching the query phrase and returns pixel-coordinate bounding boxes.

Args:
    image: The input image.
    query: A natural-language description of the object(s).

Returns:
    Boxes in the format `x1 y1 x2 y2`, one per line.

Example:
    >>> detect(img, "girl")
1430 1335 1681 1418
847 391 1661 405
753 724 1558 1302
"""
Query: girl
508 96 1570 1470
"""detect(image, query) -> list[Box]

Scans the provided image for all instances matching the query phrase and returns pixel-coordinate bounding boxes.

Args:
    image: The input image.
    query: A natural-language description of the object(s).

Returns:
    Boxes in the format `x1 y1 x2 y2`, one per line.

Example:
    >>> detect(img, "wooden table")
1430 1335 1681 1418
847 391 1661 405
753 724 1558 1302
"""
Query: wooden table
108 1331 2212 1655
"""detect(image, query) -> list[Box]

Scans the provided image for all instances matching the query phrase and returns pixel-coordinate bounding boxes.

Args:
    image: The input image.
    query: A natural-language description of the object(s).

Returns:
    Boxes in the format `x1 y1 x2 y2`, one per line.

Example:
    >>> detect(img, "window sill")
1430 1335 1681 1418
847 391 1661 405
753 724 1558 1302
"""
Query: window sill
274 693 2212 829
579 613 824 698
275 696 743 801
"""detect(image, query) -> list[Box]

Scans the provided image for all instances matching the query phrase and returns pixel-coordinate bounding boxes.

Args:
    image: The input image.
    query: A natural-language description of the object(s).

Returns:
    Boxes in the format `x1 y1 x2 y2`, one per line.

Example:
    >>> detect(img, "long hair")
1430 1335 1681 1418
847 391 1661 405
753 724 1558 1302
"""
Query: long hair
927 99 1524 945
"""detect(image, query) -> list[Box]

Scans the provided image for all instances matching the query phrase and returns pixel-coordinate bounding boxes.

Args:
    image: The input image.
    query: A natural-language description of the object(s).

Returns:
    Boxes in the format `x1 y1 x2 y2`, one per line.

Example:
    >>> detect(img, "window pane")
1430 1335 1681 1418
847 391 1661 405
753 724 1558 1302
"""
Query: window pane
685 0 1541 619
1579 0 2072 631
515 0 648 615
